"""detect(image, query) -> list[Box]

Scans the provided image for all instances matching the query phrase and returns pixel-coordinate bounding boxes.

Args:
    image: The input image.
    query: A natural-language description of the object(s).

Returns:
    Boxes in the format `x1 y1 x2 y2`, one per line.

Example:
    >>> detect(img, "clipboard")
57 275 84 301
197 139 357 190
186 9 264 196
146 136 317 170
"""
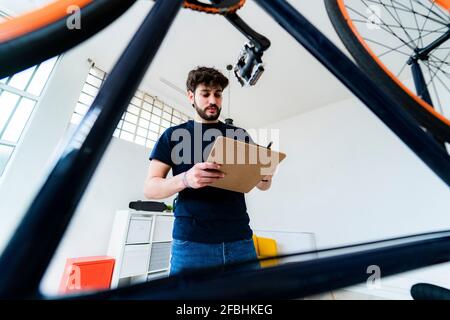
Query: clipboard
205 136 286 193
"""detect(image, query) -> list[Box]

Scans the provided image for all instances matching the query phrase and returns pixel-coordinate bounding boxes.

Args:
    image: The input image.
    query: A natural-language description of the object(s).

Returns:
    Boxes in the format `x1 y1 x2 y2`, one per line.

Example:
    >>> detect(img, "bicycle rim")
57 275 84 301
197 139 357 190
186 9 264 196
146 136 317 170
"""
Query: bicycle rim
0 0 137 78
325 0 450 142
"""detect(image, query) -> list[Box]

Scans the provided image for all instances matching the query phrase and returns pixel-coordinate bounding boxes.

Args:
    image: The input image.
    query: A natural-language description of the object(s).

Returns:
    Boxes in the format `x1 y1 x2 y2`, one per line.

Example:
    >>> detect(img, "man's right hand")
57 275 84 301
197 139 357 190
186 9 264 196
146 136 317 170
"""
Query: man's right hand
184 162 225 189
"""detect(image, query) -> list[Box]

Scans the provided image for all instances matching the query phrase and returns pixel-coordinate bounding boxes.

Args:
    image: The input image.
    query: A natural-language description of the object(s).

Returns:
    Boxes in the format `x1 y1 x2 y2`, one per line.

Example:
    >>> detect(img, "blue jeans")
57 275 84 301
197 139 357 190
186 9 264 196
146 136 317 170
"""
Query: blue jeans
169 238 260 276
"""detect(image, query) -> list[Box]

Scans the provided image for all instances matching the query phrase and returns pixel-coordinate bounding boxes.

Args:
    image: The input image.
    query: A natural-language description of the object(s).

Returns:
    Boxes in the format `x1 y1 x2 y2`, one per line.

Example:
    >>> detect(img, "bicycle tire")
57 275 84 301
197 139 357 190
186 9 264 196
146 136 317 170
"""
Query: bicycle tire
0 0 137 79
325 0 450 142
411 282 450 300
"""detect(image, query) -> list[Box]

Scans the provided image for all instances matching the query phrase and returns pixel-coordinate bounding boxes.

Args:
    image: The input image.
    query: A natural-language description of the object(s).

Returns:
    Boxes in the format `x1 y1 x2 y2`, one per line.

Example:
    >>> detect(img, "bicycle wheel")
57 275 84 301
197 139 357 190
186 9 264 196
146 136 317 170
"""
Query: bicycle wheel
0 0 137 79
325 0 450 142
411 282 450 300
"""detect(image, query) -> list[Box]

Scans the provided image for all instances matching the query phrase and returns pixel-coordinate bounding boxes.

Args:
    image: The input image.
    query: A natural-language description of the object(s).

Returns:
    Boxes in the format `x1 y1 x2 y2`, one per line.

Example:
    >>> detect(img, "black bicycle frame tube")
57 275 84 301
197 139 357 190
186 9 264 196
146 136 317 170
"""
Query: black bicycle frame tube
415 29 450 60
210 0 270 51
73 231 450 299
0 0 137 79
409 60 448 148
225 13 271 51
254 0 450 186
0 0 183 299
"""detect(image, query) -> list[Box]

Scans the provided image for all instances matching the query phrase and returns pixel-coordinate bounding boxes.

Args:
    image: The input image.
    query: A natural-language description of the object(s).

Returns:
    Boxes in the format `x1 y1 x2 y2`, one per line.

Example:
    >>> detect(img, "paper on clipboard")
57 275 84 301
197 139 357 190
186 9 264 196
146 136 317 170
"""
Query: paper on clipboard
205 136 286 193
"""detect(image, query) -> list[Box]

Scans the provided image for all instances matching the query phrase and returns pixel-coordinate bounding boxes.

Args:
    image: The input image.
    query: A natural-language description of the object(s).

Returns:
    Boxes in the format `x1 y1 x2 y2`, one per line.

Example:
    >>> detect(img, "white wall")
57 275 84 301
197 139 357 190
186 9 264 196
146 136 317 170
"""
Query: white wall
40 131 161 296
0 50 91 254
0 40 175 297
246 96 450 299
0 1 189 295
0 50 176 295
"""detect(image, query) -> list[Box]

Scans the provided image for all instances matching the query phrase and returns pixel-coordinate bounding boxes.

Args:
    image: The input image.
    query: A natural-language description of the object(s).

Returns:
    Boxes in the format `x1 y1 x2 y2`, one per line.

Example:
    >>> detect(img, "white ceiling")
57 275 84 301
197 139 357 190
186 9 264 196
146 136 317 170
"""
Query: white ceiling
1 0 354 128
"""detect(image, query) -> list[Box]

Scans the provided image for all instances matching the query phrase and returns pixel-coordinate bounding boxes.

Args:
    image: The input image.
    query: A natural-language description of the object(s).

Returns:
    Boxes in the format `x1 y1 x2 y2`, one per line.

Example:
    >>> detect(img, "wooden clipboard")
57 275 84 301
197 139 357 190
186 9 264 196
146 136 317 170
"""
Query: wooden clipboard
205 136 286 193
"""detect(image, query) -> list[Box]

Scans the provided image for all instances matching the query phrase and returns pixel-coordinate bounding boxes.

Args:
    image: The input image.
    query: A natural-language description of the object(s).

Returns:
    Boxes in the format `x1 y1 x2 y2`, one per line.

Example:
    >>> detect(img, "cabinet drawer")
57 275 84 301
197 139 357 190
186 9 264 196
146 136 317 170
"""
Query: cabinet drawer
147 270 169 282
149 241 171 272
126 217 152 244
120 244 151 277
153 216 174 242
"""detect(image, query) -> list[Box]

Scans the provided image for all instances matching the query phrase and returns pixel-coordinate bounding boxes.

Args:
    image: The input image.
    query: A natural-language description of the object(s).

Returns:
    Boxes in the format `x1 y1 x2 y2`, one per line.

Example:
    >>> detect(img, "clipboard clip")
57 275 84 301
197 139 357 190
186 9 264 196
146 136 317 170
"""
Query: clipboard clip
255 141 273 150
261 141 273 182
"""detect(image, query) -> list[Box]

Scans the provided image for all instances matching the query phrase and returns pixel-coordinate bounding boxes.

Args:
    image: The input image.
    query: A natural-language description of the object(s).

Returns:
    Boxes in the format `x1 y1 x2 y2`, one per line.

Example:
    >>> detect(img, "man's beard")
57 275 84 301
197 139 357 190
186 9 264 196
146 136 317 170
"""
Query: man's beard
194 100 221 121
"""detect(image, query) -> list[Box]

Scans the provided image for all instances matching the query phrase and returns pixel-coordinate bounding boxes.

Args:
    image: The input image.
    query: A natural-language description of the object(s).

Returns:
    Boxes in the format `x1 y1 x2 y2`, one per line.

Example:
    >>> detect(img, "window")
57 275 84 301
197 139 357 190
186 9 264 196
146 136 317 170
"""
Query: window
0 51 58 176
72 65 192 149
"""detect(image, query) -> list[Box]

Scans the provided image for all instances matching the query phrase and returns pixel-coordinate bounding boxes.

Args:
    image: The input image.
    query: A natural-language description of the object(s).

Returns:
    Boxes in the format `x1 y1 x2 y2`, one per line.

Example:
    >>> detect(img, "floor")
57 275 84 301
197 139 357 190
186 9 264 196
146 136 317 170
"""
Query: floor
303 289 389 300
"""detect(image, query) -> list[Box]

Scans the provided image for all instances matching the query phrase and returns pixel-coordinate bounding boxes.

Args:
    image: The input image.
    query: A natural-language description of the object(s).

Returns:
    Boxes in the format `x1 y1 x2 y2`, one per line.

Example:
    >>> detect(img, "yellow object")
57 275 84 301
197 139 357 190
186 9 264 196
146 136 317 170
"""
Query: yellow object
252 235 278 268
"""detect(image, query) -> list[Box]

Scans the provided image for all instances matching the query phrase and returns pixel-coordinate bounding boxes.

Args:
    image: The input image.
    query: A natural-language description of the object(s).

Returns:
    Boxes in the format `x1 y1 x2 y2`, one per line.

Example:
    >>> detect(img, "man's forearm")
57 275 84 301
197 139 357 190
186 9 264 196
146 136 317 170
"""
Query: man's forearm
144 174 186 199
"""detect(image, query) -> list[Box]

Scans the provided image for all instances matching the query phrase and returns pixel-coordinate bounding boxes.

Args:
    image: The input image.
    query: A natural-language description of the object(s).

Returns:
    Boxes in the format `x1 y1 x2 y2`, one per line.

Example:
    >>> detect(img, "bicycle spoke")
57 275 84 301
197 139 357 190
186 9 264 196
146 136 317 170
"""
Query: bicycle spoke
351 18 447 33
433 73 450 94
428 64 450 114
423 49 450 88
428 50 450 68
423 70 450 117
396 59 410 78
346 6 416 51
392 0 446 21
383 25 448 55
426 59 450 78
387 0 417 47
410 0 450 23
346 0 448 91
363 37 411 57
409 0 423 48
418 0 439 40
347 1 448 58
332 0 450 137
392 0 449 24
393 0 449 24
366 25 448 57
418 52 450 96
425 62 444 114
428 58 450 66
364 0 449 26
358 1 416 50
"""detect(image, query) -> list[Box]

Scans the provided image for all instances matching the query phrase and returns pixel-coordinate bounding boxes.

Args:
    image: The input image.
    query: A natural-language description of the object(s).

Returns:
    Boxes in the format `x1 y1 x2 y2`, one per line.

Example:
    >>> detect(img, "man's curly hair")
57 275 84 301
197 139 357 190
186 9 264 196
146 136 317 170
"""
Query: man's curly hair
186 66 229 93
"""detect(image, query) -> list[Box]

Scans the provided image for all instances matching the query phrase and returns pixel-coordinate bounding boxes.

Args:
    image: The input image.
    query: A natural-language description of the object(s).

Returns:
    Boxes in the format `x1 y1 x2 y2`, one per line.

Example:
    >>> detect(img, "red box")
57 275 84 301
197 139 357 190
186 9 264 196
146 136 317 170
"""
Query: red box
59 256 115 294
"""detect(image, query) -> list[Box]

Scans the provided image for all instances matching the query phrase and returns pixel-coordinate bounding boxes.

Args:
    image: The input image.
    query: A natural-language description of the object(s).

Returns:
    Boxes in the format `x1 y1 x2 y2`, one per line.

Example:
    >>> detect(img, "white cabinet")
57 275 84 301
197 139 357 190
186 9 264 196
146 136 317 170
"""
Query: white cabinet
153 216 174 242
121 244 151 277
148 242 172 272
107 210 174 288
126 217 153 244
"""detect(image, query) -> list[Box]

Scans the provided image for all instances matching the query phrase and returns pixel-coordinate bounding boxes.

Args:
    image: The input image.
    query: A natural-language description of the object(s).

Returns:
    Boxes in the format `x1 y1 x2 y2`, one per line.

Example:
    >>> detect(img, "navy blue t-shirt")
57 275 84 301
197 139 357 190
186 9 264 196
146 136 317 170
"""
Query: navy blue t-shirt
149 120 254 243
